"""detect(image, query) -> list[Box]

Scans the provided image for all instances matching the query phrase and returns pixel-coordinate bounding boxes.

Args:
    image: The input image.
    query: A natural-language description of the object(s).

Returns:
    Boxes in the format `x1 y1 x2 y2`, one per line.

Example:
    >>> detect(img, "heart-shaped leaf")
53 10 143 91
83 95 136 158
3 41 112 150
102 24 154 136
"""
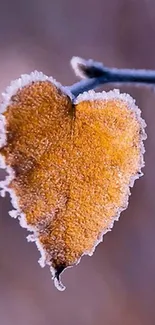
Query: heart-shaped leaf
0 72 146 290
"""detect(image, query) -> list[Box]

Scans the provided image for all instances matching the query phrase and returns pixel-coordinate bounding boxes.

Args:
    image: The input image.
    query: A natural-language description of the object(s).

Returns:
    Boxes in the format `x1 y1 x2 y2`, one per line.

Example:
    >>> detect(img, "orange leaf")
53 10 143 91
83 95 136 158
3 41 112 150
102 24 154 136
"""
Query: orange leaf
0 72 146 290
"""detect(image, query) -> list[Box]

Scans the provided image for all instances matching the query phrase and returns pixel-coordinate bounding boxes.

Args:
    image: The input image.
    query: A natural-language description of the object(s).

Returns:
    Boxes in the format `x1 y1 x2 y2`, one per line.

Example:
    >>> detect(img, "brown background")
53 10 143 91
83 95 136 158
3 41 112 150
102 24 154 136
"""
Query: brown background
0 0 155 324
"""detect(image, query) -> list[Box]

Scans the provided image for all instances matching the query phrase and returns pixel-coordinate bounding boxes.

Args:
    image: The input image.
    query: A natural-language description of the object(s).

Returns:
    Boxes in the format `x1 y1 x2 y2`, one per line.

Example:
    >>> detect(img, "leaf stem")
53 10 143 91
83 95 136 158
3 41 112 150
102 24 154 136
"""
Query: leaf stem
67 56 155 97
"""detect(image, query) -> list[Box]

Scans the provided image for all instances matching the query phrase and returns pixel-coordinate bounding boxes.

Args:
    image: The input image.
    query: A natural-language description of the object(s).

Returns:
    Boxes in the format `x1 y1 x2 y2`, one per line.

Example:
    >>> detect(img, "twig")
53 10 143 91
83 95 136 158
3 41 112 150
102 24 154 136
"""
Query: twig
67 56 155 97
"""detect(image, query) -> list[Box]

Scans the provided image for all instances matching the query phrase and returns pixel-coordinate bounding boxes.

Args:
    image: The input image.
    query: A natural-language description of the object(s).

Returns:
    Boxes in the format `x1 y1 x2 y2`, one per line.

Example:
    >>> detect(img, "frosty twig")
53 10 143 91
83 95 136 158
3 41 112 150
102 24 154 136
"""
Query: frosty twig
68 56 155 97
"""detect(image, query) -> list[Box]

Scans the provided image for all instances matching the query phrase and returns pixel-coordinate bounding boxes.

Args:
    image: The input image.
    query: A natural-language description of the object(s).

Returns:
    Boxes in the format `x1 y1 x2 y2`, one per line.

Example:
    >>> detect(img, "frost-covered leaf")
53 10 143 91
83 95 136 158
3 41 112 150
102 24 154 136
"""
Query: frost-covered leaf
0 73 146 290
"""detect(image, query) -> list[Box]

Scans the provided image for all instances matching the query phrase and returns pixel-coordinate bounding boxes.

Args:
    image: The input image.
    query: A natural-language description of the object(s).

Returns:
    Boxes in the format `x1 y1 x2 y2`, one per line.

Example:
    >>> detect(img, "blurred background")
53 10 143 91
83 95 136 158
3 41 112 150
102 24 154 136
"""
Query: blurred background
0 0 155 324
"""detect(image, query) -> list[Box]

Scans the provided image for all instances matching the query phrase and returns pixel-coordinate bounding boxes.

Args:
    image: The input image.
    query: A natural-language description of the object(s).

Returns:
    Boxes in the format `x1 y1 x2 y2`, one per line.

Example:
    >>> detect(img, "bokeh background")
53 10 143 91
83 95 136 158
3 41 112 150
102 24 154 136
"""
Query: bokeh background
0 0 155 324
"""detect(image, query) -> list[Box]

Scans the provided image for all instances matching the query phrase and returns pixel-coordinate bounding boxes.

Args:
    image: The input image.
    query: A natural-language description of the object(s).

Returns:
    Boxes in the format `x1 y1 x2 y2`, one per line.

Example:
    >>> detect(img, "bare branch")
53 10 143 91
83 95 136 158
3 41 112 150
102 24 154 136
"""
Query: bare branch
67 56 155 97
